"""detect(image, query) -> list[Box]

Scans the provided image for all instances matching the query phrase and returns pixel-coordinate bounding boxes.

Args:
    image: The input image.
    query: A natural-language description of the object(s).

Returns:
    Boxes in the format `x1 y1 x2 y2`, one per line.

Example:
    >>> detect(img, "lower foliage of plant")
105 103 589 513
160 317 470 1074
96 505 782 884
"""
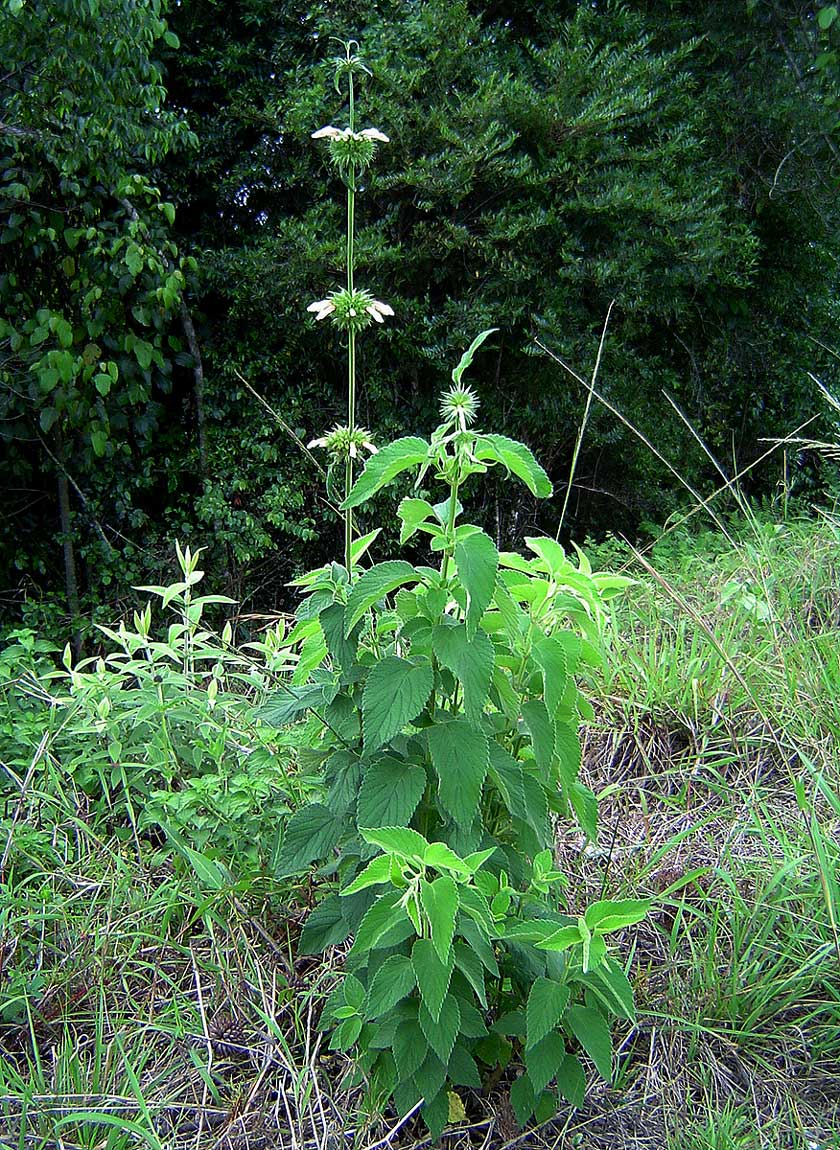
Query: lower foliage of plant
263 334 645 1136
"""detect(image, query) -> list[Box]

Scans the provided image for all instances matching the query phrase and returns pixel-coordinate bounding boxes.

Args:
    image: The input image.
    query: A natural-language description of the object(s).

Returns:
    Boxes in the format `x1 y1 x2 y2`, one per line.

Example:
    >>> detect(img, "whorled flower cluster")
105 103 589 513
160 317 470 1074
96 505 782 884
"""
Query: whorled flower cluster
307 423 378 462
306 288 393 334
312 125 389 177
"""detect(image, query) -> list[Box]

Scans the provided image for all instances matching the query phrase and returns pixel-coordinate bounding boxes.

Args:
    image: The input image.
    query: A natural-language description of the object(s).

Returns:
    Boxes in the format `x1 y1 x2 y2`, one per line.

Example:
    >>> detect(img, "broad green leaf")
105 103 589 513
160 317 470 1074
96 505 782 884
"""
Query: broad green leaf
453 994 488 1038
451 327 497 386
424 841 472 876
458 891 496 945
421 875 459 964
340 854 393 896
393 1019 427 1080
487 743 550 845
564 1005 612 1080
398 496 436 543
329 1015 363 1051
319 603 357 673
357 757 426 830
526 977 570 1049
569 781 598 841
345 561 421 634
818 4 838 29
415 1053 447 1104
351 528 380 563
419 995 461 1064
474 433 552 498
525 536 568 577
585 956 636 1022
556 1054 586 1107
431 623 494 723
526 1032 566 1096
535 925 582 953
448 1044 482 1088
366 955 417 1019
352 892 411 955
362 656 434 753
422 1092 448 1140
510 1073 536 1128
454 529 499 638
427 718 489 828
453 940 487 1007
259 680 339 727
360 826 429 862
554 721 582 788
533 635 567 717
342 436 429 508
585 899 650 933
275 804 342 877
522 699 554 774
299 895 349 953
412 937 454 1022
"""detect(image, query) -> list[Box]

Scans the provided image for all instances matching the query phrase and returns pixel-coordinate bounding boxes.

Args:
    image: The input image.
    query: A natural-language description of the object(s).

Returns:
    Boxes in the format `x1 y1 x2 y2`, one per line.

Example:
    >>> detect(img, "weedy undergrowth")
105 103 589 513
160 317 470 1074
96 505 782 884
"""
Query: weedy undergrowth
261 42 645 1137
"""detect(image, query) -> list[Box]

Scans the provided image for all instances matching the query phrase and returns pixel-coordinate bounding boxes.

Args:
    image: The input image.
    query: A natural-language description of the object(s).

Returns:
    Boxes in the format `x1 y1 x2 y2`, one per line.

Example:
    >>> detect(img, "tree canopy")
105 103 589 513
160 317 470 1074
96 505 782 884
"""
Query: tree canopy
2 0 838 631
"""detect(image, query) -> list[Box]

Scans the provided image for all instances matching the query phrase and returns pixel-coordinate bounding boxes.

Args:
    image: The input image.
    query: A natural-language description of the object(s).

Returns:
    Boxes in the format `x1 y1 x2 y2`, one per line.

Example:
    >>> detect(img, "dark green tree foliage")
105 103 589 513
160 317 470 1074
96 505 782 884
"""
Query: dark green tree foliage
0 0 194 627
3 1 839 627
159 0 838 598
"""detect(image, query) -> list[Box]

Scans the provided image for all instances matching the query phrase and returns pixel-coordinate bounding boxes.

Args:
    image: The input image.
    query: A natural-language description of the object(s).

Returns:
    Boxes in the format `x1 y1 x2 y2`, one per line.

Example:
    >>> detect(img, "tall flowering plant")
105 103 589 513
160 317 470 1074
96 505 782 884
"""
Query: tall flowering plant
267 41 645 1141
307 41 393 573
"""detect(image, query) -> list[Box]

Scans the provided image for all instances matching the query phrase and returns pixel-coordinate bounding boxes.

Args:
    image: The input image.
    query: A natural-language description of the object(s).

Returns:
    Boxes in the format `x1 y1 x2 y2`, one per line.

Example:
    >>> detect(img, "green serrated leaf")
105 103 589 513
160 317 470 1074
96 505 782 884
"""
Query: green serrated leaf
414 1049 447 1104
419 995 461 1064
412 937 454 1022
474 434 552 498
345 562 421 634
393 1019 426 1080
584 957 636 1022
554 721 582 788
343 436 429 508
533 635 567 716
360 826 429 862
453 940 487 1007
357 757 426 830
352 892 411 956
526 978 570 1049
421 875 459 964
299 895 349 954
448 1044 482 1087
564 1005 612 1080
454 530 499 638
275 804 342 877
522 699 554 775
427 718 489 828
431 623 493 723
585 900 650 933
556 1053 586 1107
510 1073 536 1128
341 854 393 896
451 328 497 386
525 1032 566 1096
366 955 417 1019
398 497 436 544
319 602 357 673
569 781 598 841
362 656 434 753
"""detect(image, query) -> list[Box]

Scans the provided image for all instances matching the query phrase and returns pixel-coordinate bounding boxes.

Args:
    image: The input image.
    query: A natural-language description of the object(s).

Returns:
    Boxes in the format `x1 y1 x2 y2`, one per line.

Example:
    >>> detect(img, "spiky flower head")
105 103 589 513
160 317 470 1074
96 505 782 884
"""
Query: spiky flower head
439 384 480 431
307 288 393 334
311 125 389 178
308 423 377 463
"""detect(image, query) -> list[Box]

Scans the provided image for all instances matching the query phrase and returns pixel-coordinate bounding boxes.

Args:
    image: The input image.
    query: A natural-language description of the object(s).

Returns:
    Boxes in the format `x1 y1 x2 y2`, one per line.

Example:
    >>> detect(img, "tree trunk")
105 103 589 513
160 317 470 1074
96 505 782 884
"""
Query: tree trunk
55 430 82 658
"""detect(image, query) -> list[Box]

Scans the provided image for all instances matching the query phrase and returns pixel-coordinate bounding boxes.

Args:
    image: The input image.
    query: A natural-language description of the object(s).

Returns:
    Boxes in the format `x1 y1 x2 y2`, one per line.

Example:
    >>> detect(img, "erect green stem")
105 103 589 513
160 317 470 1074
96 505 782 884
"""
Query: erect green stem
344 70 357 575
440 479 460 582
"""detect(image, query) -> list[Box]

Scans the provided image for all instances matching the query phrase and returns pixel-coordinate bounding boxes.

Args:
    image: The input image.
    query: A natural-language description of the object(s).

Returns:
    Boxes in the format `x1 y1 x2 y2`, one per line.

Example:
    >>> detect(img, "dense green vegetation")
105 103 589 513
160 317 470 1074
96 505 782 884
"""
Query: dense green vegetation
2 1 839 631
2 1 840 1145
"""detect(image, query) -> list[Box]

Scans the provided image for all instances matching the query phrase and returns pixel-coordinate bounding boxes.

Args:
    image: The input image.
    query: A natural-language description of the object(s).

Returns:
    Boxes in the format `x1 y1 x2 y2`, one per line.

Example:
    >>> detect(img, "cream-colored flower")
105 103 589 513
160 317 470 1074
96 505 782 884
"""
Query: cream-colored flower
311 125 344 140
358 128 389 143
366 299 394 323
307 298 336 321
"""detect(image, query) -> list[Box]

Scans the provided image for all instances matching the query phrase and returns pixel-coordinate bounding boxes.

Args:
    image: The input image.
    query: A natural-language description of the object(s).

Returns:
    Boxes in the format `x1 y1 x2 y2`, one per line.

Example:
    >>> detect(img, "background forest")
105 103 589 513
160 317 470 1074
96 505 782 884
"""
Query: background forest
3 3 840 1148
2 0 839 635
